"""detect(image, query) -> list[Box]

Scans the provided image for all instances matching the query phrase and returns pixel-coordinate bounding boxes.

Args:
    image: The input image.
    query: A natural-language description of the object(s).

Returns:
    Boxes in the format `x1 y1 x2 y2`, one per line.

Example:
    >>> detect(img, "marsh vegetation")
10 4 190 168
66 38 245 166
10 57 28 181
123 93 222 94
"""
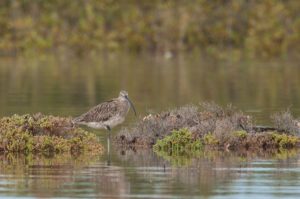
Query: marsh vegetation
1 0 299 58
0 113 103 154
115 103 300 152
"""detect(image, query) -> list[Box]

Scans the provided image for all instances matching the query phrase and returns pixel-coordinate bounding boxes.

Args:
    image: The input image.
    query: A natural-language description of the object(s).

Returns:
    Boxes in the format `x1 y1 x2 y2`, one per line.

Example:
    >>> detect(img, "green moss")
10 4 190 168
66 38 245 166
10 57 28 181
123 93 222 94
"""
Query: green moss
203 132 219 145
0 114 104 154
272 133 299 148
153 128 202 153
234 130 247 138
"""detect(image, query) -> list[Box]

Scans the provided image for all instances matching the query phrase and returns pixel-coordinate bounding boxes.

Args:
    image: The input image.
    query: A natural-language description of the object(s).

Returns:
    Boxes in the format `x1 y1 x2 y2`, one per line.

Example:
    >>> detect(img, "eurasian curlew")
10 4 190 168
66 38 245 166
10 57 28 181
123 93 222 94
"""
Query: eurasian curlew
72 90 136 131
72 90 136 165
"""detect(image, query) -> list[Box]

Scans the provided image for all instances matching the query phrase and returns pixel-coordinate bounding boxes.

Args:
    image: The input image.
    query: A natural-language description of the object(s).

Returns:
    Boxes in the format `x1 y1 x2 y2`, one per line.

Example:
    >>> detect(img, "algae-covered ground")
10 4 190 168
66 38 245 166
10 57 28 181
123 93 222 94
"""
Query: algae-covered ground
0 113 104 154
114 103 300 152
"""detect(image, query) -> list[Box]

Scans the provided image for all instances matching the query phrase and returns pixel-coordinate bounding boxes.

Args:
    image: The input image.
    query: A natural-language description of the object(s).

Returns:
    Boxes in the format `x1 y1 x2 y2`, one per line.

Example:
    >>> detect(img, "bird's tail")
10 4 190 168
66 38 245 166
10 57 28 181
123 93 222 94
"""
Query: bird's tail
71 116 82 126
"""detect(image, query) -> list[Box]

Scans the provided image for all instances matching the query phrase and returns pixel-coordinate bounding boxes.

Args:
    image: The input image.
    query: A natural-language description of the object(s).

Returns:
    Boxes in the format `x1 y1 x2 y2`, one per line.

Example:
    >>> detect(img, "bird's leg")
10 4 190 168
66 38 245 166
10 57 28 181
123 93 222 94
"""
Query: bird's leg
106 125 111 166
106 125 111 131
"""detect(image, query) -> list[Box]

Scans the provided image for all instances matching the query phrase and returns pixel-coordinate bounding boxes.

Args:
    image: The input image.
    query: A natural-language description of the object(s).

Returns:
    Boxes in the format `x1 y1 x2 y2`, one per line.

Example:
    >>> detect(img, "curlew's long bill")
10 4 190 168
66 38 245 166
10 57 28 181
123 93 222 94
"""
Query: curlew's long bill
72 90 136 131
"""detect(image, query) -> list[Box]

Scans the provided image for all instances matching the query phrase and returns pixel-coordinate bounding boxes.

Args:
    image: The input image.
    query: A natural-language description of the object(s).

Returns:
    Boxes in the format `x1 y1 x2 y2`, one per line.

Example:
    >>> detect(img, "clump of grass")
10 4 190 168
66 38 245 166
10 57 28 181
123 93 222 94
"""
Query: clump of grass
272 133 298 149
153 128 202 153
235 130 247 138
271 110 300 137
203 132 219 145
0 114 104 154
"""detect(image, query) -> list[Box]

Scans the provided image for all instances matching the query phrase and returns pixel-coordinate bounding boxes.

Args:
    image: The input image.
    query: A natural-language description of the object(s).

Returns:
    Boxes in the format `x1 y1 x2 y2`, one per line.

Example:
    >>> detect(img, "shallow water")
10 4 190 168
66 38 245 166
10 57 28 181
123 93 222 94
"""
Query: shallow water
0 150 300 199
1 53 300 124
0 53 300 198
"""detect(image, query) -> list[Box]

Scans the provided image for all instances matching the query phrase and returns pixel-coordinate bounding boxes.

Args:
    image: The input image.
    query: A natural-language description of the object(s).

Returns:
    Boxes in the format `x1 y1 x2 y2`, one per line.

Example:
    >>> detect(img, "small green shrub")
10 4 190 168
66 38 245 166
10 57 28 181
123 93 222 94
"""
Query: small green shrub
234 130 247 138
272 133 299 148
153 128 202 152
203 132 219 145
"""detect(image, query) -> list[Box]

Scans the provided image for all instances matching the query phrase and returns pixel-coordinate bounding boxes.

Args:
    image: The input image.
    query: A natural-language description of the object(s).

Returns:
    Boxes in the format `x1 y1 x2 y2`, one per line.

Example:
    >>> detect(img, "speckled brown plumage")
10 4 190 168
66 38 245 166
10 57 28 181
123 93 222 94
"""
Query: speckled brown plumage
72 91 136 130
73 99 120 122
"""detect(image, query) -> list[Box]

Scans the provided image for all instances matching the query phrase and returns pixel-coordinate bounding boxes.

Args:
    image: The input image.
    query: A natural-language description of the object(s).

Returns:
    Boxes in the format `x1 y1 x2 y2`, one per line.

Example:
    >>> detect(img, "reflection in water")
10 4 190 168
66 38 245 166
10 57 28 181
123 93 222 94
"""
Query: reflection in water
0 149 299 198
0 54 300 125
0 153 129 198
115 148 300 198
153 148 300 167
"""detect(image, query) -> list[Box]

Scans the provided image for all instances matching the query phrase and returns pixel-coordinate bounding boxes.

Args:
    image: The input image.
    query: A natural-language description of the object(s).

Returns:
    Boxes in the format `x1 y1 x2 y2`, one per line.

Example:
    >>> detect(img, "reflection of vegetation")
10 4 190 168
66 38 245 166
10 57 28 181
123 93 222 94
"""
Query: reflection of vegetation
1 0 299 57
154 147 300 167
155 149 202 167
0 114 104 154
271 148 300 159
154 149 239 167
0 152 100 168
154 149 232 167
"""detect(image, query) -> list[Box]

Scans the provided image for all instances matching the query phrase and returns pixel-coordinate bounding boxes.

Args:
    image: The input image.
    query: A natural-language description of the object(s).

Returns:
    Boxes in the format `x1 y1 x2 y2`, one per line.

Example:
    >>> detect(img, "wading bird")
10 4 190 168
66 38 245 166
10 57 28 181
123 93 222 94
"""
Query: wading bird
73 90 136 131
73 90 136 164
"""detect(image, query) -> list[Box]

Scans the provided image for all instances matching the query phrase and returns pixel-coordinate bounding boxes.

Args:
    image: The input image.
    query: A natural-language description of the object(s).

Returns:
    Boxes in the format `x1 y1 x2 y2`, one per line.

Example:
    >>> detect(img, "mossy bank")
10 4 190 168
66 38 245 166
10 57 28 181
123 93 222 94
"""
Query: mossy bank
0 113 104 154
114 103 300 151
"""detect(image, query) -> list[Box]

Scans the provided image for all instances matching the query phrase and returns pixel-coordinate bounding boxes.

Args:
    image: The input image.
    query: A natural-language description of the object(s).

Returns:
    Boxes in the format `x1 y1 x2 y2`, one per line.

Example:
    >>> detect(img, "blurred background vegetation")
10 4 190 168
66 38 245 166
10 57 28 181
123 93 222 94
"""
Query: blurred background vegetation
0 0 299 58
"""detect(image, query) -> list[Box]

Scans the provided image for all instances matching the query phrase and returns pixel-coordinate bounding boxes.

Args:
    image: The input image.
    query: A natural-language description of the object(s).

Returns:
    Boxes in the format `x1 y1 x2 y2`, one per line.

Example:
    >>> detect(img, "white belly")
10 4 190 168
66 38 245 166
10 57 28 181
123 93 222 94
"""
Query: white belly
82 115 125 129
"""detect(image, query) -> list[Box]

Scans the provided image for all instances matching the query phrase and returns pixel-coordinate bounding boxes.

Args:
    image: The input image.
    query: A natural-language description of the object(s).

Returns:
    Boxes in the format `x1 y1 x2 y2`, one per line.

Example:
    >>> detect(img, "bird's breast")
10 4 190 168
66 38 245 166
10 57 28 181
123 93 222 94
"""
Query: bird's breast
103 115 125 128
119 100 130 116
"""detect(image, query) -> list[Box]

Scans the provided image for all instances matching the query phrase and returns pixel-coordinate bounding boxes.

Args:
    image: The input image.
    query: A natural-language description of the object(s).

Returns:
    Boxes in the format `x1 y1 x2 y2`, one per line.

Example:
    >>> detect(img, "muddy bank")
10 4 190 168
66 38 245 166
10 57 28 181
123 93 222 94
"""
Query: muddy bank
0 113 104 154
114 103 300 150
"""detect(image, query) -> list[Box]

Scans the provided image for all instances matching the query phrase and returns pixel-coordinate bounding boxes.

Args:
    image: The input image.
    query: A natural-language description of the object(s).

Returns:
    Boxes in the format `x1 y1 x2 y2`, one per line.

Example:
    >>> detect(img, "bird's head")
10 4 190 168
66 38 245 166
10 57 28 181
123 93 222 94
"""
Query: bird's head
119 90 129 98
119 90 136 116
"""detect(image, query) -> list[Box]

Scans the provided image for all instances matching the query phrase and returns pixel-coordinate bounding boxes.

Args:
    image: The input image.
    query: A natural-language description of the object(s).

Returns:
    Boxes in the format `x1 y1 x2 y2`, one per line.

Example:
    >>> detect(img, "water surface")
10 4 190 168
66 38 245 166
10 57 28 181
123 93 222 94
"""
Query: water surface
0 53 299 124
0 150 300 199
0 53 300 198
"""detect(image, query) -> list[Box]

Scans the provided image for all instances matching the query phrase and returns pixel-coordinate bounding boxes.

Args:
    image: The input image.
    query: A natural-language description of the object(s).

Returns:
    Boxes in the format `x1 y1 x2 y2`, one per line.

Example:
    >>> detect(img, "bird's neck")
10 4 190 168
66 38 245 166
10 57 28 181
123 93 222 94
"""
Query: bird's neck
119 96 127 102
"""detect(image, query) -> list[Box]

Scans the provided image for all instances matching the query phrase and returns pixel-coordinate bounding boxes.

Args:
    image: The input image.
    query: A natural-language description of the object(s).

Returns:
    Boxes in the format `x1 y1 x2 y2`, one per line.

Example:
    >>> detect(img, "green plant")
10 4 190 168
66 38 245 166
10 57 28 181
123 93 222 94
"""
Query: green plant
272 133 299 148
234 130 247 138
203 132 219 145
153 128 202 152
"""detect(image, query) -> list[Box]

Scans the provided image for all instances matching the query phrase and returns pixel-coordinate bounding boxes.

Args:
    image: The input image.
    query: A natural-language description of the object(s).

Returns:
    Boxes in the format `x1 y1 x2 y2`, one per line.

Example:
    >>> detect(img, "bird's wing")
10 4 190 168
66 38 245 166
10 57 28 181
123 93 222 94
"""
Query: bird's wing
73 99 120 123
